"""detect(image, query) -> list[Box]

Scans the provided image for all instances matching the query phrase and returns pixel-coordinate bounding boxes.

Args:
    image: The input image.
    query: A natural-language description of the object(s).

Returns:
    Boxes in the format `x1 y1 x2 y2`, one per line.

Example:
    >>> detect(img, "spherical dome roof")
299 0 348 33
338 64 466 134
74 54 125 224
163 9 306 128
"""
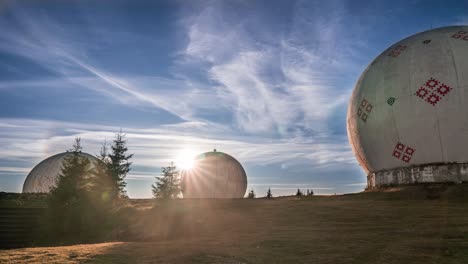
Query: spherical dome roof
180 150 247 198
23 152 99 193
347 25 468 174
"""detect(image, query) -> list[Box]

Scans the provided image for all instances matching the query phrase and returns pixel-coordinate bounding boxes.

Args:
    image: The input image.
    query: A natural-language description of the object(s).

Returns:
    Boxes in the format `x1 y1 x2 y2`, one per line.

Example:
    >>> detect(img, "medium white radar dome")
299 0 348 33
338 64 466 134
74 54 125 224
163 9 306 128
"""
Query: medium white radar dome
347 26 468 188
23 152 99 193
180 150 247 198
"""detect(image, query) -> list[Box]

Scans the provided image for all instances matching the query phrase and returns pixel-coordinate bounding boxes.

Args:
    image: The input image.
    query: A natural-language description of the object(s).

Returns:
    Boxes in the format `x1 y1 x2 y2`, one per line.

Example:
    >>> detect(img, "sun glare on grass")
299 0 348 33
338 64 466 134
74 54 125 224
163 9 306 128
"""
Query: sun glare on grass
176 148 196 170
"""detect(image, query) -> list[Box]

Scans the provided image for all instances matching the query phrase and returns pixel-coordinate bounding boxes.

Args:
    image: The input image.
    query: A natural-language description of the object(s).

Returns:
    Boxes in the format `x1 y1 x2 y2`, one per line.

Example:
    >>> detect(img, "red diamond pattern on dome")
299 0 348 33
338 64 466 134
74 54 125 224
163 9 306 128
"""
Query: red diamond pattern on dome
361 113 368 122
357 98 373 123
388 45 407 57
402 155 411 163
361 99 368 108
392 142 415 163
405 147 415 155
396 143 405 151
437 84 451 96
426 93 441 106
414 78 453 106
451 31 468 41
415 87 429 98
425 78 439 89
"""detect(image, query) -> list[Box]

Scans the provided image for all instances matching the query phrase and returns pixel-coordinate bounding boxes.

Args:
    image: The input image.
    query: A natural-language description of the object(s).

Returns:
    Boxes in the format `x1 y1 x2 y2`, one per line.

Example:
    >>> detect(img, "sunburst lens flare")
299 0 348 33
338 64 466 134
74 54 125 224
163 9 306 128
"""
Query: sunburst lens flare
176 149 196 170
180 150 248 199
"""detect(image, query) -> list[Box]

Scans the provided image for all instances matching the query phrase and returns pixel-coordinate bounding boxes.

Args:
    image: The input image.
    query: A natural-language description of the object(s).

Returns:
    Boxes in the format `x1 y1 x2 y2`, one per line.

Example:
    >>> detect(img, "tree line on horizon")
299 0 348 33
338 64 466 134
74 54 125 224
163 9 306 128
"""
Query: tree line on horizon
49 134 316 202
246 187 314 199
40 133 314 244
41 132 188 244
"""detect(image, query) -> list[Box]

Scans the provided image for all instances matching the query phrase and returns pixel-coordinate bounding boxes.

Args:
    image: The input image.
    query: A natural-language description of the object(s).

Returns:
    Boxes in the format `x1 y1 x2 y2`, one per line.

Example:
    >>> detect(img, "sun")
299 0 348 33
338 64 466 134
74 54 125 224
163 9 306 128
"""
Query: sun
175 148 196 170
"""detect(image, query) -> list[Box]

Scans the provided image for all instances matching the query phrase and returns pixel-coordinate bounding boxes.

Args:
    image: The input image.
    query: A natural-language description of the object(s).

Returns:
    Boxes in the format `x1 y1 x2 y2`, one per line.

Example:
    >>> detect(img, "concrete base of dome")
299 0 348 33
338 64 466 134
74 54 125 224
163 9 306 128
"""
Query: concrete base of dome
367 163 468 190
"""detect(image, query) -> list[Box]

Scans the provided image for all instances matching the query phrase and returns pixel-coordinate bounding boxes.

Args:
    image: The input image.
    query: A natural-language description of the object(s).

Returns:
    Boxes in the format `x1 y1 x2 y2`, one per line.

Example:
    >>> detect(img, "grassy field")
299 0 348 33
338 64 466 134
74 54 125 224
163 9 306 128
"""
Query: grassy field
2 185 468 263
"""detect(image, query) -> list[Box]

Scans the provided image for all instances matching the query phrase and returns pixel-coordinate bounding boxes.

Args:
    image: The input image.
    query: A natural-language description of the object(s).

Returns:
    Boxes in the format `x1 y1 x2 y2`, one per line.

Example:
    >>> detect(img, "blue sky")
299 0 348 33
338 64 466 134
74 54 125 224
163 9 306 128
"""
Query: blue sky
0 0 467 198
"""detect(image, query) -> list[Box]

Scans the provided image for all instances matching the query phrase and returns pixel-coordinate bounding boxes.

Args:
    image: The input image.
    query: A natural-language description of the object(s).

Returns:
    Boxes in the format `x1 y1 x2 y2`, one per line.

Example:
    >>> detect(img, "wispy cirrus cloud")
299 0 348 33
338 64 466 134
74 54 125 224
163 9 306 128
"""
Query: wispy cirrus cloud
455 16 468 25
179 1 367 136
0 117 357 196
0 1 365 138
0 8 225 122
0 118 356 168
0 1 371 197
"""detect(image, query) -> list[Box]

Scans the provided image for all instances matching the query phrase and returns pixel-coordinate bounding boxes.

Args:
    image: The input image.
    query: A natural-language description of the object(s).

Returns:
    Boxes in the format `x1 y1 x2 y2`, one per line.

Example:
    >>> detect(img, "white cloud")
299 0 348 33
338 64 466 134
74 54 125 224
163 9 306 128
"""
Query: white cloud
0 3 366 196
0 2 361 138
344 182 367 187
250 183 334 190
0 9 226 122
0 118 356 177
180 1 363 135
455 16 468 25
0 167 30 173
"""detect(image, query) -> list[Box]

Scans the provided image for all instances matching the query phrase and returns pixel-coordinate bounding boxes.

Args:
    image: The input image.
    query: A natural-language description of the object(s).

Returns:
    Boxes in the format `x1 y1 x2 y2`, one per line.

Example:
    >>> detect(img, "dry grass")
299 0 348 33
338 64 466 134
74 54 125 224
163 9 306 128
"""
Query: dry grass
0 242 121 263
2 186 468 263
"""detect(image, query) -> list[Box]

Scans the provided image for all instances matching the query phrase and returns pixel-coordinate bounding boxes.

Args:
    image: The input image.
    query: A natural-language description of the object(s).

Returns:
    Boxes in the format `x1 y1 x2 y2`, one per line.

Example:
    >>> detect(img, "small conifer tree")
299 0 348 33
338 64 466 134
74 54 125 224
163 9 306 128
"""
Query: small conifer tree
296 188 303 196
92 141 119 204
152 162 180 199
108 131 133 198
247 189 256 198
266 188 273 198
45 138 97 242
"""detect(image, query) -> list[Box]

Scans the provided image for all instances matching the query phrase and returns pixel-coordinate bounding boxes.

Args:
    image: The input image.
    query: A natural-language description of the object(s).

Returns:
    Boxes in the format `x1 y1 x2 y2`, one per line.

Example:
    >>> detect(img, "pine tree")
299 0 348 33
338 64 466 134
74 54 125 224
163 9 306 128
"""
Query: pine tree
108 131 133 198
45 138 96 242
42 138 119 244
152 162 180 199
92 141 118 204
247 189 256 198
98 140 110 164
95 141 119 202
266 188 273 198
296 188 303 196
309 189 314 196
48 138 91 203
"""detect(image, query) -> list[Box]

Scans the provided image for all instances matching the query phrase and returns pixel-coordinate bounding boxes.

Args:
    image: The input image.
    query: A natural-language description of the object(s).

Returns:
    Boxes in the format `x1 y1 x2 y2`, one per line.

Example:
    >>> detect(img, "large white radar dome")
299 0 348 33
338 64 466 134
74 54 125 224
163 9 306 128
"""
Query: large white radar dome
180 150 247 198
347 25 468 188
23 152 99 193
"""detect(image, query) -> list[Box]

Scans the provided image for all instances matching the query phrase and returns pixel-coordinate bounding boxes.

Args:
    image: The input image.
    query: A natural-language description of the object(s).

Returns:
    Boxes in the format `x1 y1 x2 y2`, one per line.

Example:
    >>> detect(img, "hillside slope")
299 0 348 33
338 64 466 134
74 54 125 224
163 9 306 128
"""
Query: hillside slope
1 184 468 263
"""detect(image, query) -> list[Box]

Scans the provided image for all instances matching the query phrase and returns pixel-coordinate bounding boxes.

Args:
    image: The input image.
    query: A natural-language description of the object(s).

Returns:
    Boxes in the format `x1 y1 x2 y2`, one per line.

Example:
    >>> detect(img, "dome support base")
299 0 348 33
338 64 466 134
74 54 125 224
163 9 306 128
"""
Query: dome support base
367 163 468 190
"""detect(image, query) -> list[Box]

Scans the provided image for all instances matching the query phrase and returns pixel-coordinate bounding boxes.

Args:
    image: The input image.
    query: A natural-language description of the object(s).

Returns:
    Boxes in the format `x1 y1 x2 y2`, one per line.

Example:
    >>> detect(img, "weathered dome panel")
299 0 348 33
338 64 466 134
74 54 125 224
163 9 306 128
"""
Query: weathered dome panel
180 151 247 198
23 152 98 193
347 26 468 186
